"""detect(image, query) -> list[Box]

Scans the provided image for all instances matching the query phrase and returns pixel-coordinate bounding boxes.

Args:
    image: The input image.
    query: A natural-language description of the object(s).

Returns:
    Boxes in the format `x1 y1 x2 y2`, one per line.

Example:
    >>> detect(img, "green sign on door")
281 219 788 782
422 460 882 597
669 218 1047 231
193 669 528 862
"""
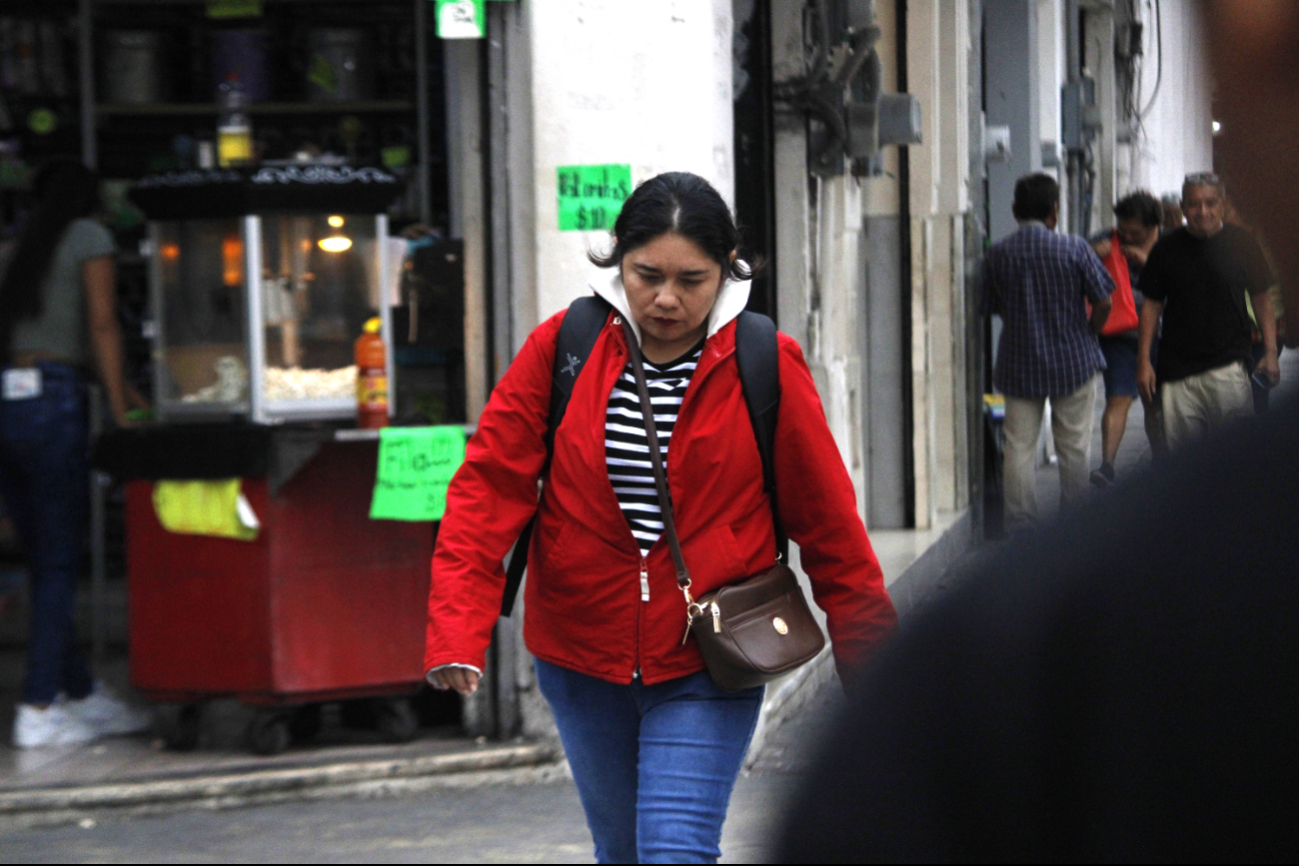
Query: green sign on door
557 164 632 232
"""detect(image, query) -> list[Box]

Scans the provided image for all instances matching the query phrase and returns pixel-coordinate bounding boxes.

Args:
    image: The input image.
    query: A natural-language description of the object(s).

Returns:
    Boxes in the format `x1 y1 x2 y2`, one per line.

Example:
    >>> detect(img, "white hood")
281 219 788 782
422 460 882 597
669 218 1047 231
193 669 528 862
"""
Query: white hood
591 269 752 346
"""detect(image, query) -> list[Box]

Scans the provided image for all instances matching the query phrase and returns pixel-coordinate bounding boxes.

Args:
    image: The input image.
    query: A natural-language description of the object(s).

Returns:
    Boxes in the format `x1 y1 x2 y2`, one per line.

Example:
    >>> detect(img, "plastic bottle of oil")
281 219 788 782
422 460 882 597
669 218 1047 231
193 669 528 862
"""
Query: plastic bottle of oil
355 317 389 429
216 73 253 168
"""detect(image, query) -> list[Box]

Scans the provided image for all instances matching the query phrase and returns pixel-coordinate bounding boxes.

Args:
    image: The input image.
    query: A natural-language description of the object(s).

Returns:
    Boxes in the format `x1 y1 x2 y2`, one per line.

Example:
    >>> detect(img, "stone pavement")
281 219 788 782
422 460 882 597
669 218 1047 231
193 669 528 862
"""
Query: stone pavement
0 767 807 863
0 649 562 835
0 664 828 863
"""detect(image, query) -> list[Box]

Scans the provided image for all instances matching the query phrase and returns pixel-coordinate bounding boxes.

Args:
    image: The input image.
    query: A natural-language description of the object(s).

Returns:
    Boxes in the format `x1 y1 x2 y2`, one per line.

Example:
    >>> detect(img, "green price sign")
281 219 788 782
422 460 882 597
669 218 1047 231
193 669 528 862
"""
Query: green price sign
435 0 486 39
206 0 263 19
369 426 468 522
557 164 632 232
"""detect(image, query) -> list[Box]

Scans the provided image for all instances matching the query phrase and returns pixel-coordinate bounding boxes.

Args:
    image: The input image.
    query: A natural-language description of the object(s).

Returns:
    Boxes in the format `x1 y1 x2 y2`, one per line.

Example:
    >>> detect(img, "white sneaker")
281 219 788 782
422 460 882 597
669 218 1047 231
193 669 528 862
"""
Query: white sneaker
12 703 99 749
63 683 153 737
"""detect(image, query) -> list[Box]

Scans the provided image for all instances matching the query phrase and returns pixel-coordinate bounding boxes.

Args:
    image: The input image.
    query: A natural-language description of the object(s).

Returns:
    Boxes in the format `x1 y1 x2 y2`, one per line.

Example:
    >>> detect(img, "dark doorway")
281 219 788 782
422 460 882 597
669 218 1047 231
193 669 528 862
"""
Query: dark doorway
733 0 778 321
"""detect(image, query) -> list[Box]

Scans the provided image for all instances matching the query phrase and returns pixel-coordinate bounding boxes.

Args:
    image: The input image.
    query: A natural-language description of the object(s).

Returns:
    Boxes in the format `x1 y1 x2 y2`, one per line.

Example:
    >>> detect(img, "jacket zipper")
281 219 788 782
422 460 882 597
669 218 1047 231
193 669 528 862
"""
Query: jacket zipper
621 331 735 679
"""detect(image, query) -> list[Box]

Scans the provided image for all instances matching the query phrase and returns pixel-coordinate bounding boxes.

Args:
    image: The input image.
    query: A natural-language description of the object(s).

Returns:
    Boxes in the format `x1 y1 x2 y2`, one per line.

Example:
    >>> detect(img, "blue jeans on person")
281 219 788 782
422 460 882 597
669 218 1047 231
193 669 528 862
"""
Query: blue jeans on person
0 362 94 706
535 657 764 864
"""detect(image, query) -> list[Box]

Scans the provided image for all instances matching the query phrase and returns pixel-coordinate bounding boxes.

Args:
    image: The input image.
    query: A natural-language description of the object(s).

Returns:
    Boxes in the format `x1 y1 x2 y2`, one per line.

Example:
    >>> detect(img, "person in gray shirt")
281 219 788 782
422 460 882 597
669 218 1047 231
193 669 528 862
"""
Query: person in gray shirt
0 158 150 748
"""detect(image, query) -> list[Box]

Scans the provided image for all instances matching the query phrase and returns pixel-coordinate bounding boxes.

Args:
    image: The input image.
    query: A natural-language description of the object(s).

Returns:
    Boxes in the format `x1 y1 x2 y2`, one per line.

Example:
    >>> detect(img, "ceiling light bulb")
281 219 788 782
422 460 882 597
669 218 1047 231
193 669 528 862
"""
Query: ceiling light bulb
327 215 345 228
318 236 353 253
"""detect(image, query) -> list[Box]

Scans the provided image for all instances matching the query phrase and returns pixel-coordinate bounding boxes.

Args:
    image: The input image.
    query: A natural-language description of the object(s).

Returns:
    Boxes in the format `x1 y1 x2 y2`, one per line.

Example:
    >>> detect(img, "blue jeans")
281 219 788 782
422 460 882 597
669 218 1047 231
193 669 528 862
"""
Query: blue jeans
535 658 764 864
0 363 94 705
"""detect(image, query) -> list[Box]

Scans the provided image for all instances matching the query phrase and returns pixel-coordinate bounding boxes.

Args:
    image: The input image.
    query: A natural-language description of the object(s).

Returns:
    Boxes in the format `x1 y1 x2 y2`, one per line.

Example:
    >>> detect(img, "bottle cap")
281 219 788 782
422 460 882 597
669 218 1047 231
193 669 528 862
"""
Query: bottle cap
364 317 382 334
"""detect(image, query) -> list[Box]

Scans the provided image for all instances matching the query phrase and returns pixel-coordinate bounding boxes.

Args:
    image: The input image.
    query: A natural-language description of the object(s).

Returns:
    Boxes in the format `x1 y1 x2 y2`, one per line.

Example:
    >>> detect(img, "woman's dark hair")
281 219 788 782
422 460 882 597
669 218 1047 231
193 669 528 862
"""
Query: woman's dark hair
1113 190 1163 228
0 158 100 334
589 172 757 281
1012 173 1060 222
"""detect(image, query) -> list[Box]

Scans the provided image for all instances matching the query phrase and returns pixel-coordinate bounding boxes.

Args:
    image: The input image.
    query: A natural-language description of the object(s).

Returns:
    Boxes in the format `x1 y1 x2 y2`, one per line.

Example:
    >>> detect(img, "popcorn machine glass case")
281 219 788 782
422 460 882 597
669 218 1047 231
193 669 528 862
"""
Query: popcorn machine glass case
134 168 401 424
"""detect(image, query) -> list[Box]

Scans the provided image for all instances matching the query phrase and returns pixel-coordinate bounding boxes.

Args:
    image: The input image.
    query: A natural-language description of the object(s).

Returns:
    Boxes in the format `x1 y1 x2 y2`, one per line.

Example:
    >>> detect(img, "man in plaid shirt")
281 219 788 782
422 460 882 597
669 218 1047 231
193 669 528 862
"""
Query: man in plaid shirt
983 174 1114 532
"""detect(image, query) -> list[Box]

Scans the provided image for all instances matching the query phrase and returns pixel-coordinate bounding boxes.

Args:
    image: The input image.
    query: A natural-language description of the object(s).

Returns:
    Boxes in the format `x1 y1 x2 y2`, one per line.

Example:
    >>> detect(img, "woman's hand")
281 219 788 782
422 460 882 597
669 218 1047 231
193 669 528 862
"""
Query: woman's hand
427 666 480 696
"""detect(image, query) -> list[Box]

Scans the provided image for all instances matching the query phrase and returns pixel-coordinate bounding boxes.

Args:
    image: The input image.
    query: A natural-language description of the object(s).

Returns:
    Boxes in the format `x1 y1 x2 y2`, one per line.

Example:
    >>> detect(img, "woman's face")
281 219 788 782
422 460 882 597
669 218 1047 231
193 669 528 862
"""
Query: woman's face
621 232 727 351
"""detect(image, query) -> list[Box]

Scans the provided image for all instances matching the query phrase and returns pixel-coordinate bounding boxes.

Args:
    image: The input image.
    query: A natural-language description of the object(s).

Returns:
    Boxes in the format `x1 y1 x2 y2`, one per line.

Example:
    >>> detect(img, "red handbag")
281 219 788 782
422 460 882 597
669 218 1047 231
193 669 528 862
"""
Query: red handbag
1099 232 1140 335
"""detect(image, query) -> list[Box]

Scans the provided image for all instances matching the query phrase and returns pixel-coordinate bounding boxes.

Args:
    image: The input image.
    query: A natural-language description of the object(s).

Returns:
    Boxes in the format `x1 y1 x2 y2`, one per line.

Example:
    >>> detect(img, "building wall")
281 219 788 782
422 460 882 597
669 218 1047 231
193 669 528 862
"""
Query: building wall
1127 0 1213 201
770 2 866 518
906 0 974 528
523 0 737 332
861 0 908 530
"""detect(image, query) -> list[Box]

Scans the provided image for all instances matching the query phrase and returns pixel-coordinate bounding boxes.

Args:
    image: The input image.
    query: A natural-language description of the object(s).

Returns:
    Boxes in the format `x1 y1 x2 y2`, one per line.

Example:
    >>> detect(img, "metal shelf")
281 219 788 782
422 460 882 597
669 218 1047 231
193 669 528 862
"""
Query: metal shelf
96 100 414 117
91 1 408 6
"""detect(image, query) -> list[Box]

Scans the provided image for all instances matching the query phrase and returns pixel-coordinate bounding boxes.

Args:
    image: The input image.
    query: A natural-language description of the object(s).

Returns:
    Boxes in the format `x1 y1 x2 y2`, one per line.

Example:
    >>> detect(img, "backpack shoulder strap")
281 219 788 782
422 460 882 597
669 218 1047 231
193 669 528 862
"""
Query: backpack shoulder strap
734 310 788 562
544 295 613 455
501 294 612 617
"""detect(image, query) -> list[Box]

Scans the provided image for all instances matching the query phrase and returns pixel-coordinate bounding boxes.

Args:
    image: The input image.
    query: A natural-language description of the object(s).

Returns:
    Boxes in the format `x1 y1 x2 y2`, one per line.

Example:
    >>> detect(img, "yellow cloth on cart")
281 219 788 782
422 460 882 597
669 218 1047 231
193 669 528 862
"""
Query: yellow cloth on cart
152 479 261 541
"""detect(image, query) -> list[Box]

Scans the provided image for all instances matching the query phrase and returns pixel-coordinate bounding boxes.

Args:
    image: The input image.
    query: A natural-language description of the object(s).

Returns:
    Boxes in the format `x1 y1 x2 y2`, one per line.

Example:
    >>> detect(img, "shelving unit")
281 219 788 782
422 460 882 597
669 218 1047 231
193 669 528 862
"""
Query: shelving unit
1 0 454 654
3 0 446 229
97 100 415 117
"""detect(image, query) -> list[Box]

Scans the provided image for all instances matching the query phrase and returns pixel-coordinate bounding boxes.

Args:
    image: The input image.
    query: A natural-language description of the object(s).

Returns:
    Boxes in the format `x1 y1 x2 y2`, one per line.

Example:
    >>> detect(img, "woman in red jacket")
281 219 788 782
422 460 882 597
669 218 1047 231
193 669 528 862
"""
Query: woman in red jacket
426 172 895 863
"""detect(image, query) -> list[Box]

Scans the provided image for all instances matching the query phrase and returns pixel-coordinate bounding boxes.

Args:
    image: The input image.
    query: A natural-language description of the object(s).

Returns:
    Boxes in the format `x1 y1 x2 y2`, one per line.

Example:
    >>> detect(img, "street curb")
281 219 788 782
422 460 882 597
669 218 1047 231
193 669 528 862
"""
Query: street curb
0 742 559 832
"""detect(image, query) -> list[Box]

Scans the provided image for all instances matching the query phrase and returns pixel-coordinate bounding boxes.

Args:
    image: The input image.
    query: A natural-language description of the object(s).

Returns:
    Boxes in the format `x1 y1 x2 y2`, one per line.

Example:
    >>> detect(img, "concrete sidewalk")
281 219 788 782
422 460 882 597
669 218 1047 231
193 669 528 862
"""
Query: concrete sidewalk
1033 347 1299 521
0 495 974 836
0 650 561 833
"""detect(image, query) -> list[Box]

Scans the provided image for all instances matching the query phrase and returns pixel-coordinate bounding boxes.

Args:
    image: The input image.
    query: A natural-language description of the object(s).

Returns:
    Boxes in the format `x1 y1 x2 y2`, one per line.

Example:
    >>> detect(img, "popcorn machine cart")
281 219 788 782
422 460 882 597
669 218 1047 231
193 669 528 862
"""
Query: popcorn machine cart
100 168 434 755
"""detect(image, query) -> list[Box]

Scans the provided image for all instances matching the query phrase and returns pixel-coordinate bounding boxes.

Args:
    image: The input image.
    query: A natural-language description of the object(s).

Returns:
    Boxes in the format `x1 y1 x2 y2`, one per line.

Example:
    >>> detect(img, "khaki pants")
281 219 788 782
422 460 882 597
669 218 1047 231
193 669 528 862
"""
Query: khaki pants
1003 375 1099 533
1161 362 1253 451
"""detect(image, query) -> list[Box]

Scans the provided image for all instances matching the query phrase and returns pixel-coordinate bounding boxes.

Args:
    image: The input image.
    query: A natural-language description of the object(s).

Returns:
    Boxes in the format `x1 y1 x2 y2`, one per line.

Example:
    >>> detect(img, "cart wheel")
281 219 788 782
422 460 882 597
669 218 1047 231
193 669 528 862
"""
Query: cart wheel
288 704 322 744
160 704 202 752
376 698 418 744
246 710 292 756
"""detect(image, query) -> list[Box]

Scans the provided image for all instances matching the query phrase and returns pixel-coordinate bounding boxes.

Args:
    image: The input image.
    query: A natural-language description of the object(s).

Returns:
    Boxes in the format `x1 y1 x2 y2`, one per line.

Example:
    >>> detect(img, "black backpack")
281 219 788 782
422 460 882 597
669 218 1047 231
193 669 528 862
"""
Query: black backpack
499 295 784 616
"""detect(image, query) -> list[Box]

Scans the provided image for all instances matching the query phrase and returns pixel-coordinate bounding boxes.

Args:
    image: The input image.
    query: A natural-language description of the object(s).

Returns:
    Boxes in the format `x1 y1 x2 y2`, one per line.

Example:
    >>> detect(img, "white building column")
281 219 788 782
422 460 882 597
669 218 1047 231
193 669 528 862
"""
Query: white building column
521 0 736 329
1128 0 1213 199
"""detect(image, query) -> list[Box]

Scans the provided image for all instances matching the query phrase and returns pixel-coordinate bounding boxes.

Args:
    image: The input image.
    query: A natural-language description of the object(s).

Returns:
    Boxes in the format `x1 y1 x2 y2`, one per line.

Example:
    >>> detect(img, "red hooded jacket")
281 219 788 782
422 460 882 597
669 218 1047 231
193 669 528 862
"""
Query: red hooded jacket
426 282 896 686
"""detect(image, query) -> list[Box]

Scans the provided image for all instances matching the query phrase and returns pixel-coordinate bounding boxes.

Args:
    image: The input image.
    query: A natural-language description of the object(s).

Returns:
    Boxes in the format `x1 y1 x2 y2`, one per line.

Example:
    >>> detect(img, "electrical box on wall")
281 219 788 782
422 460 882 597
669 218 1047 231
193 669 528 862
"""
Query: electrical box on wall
1062 76 1098 151
846 101 879 159
984 125 1012 163
877 93 922 147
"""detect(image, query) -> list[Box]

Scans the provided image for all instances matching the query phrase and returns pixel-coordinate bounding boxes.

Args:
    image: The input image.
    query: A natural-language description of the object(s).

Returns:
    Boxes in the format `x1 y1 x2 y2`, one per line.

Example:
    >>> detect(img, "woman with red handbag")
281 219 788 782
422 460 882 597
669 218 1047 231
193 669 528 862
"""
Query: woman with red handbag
1090 192 1165 487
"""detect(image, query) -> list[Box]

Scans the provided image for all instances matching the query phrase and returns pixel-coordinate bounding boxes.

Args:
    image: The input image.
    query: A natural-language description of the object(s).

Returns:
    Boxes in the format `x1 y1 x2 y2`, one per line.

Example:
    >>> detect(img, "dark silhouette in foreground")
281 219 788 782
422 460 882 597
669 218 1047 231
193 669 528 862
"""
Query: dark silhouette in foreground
781 396 1299 862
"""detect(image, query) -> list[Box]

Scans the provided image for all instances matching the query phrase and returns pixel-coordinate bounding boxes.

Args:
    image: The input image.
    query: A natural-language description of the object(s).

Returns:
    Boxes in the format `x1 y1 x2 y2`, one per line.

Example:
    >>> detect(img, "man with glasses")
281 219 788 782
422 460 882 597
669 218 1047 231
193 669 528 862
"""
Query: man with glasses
1136 173 1279 449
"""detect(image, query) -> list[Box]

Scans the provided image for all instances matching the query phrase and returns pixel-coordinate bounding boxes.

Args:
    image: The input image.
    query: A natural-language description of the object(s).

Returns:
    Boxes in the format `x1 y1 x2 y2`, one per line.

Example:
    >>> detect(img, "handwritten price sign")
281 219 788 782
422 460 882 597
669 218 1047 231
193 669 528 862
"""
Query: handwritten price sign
434 0 486 39
369 426 467 522
557 164 632 232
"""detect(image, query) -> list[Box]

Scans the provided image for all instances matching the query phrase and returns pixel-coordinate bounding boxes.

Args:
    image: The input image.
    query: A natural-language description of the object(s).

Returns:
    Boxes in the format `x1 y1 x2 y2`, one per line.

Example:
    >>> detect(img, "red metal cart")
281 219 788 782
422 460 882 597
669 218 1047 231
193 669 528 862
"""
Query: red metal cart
124 439 433 754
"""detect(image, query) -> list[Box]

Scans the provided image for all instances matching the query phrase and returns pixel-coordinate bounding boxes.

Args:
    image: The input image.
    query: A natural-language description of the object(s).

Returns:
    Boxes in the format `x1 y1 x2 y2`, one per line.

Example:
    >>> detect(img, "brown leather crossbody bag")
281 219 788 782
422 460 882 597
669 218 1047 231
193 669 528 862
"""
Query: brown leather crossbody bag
623 319 826 692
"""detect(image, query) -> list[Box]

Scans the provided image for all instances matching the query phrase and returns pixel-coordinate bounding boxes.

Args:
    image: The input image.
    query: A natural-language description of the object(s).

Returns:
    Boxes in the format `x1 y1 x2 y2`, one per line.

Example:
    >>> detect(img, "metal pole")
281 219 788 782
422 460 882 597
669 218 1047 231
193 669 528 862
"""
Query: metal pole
415 0 433 225
245 216 266 423
78 0 97 169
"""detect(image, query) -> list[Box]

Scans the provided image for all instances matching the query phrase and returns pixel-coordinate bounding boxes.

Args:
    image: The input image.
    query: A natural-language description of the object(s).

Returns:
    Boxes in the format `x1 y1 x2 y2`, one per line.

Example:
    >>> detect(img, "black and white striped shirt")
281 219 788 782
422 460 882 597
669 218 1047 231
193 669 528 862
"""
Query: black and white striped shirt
605 342 704 557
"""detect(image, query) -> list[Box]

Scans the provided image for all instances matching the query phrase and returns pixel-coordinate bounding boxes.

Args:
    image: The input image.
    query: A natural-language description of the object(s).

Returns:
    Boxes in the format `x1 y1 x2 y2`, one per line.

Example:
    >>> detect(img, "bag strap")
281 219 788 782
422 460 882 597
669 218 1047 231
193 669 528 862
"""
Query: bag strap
621 317 693 594
500 295 612 617
734 311 788 562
